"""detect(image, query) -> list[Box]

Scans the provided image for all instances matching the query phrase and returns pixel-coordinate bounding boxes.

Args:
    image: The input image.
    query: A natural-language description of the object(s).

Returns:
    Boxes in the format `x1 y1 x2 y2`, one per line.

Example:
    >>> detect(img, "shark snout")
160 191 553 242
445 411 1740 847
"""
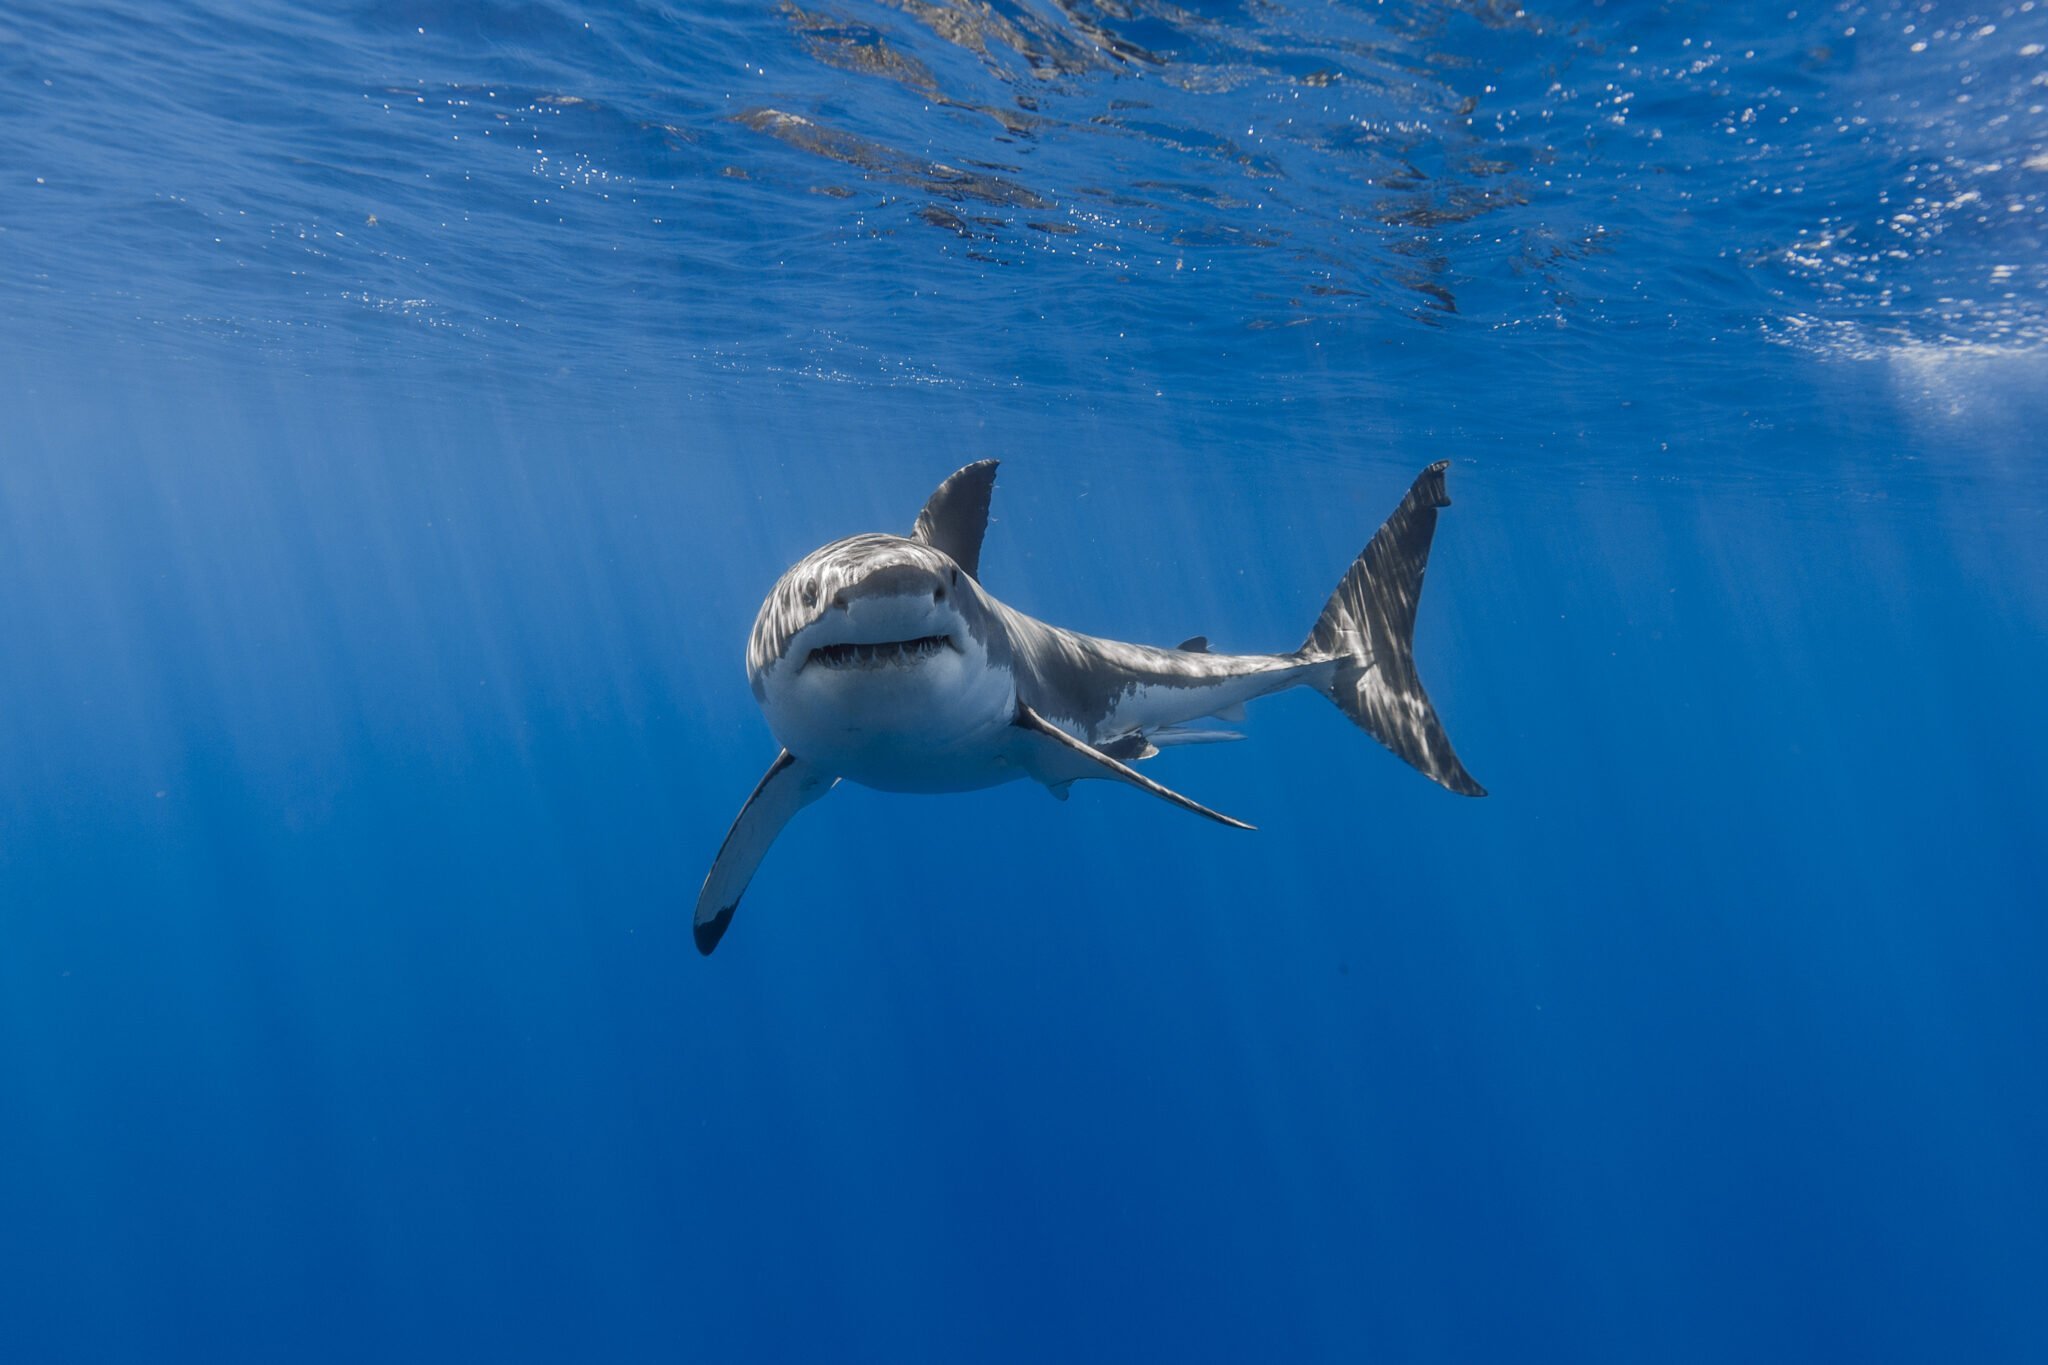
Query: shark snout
833 561 951 609
797 568 967 674
821 596 953 645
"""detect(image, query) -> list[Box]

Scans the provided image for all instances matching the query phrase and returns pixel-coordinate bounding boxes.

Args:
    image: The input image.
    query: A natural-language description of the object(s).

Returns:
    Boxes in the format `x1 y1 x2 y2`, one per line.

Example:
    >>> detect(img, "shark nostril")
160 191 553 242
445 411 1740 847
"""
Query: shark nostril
832 591 848 610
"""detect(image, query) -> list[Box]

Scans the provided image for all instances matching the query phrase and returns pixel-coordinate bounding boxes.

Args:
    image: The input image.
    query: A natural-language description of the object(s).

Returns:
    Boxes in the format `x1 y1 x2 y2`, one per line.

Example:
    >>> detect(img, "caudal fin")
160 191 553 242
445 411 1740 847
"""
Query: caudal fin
1301 462 1486 797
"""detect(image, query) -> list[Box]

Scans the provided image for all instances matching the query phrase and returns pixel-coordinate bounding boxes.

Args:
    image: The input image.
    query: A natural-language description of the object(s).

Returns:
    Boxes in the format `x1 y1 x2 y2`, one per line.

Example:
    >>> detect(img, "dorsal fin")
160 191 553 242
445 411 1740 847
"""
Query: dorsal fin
1176 635 1210 653
912 460 999 580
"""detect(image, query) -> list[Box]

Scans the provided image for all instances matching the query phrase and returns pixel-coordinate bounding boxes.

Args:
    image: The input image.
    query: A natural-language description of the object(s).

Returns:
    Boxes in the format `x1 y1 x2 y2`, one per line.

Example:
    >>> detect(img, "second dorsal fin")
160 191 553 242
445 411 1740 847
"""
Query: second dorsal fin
1176 635 1210 653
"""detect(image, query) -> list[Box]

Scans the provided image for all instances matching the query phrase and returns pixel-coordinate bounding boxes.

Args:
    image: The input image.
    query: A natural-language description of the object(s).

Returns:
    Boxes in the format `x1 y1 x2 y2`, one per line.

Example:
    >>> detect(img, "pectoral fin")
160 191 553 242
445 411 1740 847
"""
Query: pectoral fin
1013 704 1254 831
694 750 837 955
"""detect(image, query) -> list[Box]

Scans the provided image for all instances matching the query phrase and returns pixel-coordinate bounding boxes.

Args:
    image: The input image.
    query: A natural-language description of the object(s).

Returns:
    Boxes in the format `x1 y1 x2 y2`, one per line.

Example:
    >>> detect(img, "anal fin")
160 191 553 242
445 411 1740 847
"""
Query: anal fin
1013 704 1253 831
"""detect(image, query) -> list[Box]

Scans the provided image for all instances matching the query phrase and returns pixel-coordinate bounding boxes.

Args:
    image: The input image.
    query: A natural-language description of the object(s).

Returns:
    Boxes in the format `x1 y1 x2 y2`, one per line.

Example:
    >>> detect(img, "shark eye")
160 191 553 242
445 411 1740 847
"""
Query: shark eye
800 578 819 608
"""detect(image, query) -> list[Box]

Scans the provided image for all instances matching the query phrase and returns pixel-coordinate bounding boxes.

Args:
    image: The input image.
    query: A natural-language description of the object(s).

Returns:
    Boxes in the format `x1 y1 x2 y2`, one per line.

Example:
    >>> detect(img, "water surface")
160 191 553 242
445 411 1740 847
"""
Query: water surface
3 2 2046 1361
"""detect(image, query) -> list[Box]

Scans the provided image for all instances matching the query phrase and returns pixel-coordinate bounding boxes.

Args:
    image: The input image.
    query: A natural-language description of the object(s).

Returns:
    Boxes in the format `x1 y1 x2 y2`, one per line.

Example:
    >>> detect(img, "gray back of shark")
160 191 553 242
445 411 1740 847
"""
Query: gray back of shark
693 460 1483 954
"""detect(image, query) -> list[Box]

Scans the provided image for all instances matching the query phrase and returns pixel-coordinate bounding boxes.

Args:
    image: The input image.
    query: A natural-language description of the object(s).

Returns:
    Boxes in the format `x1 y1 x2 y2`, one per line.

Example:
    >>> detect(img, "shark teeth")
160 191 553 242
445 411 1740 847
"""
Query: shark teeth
806 634 955 671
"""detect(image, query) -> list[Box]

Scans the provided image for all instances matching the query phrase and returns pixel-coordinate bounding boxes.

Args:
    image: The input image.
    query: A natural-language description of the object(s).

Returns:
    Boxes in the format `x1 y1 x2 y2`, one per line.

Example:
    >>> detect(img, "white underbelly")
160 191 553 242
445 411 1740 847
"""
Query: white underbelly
759 645 1021 793
1091 660 1318 738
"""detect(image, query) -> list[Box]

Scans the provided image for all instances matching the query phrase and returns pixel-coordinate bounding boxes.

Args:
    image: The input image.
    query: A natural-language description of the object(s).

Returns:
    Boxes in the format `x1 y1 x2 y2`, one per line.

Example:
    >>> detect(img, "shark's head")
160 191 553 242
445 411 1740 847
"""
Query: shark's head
744 470 1023 791
747 533 1018 785
746 533 1000 695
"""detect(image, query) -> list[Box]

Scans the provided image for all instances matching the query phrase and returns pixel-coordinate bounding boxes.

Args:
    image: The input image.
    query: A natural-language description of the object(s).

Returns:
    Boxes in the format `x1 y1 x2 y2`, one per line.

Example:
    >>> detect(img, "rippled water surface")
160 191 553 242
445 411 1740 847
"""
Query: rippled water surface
4 3 2046 1362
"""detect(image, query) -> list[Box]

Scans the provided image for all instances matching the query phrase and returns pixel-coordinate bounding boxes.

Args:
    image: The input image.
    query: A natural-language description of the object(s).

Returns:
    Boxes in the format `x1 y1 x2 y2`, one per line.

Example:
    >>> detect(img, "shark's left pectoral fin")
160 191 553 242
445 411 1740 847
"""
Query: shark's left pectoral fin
694 750 837 955
1013 704 1254 831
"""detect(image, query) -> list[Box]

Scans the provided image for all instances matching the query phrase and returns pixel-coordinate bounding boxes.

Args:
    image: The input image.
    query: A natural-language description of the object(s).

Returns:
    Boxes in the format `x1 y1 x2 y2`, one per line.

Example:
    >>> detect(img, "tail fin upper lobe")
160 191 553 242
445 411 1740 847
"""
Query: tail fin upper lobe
1301 462 1485 797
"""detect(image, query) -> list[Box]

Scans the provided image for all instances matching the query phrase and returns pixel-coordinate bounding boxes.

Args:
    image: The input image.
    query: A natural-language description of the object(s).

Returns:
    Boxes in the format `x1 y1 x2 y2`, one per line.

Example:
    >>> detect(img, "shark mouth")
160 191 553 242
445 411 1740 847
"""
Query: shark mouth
805 634 956 671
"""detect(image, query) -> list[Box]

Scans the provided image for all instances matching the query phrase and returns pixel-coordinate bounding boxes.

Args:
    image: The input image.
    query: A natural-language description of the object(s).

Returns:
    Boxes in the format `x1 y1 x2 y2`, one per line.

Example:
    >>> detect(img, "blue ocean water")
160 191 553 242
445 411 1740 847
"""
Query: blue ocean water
4 1 2047 1360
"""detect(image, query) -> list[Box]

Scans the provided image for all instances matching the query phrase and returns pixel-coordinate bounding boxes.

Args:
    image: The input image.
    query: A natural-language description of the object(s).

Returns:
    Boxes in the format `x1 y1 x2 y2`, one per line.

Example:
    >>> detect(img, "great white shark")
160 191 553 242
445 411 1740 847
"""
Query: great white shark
693 461 1484 954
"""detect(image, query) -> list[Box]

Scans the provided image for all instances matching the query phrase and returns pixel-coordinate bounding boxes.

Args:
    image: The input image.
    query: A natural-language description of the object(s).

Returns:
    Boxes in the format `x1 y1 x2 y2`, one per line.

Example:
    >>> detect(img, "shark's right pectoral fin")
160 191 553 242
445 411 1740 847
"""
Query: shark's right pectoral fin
694 750 837 955
1013 704 1254 831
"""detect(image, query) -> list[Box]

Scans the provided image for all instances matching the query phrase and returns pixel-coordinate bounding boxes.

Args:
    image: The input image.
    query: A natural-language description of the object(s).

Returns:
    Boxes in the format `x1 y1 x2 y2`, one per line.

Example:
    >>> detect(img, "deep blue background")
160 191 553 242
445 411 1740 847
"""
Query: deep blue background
4 2 2046 1361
